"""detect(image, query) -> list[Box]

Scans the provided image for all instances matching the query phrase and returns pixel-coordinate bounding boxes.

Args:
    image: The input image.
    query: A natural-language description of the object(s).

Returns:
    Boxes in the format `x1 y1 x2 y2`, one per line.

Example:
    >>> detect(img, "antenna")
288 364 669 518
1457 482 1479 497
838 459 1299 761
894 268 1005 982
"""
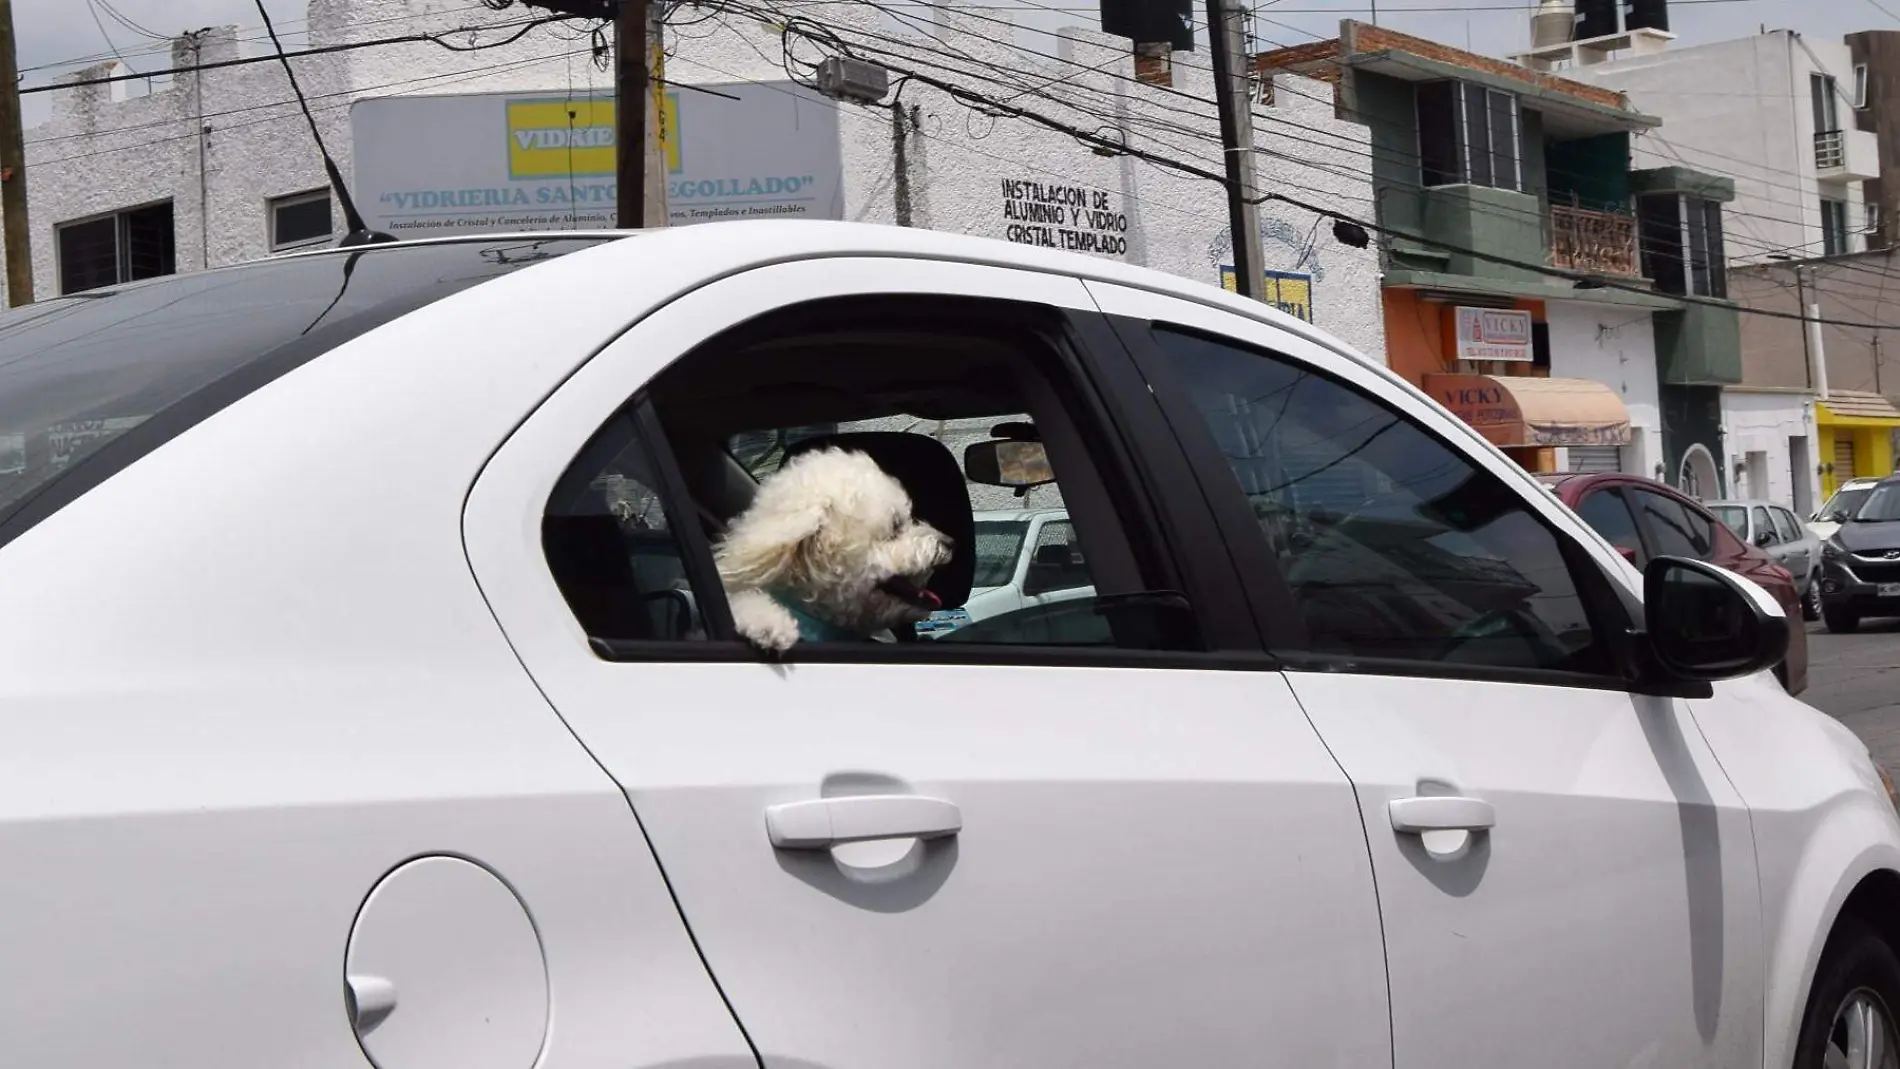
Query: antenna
251 0 393 247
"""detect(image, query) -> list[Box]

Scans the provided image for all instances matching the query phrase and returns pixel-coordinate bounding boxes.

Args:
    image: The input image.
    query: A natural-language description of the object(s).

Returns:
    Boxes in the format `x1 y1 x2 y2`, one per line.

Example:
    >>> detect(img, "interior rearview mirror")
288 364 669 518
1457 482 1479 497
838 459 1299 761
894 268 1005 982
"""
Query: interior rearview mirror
965 439 1056 488
1642 556 1789 683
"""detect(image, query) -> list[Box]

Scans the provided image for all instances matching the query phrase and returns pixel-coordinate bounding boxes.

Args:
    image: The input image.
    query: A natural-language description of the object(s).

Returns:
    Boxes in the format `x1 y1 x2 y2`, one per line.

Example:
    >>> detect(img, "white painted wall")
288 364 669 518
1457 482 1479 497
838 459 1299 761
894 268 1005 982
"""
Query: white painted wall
1569 31 1868 264
12 0 1386 360
1721 389 1821 511
1545 299 1662 478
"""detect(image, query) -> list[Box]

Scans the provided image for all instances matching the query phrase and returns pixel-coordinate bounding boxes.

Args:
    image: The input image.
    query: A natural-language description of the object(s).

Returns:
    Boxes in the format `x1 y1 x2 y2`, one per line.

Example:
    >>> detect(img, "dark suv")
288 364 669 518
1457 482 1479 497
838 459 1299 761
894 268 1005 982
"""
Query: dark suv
1816 474 1900 632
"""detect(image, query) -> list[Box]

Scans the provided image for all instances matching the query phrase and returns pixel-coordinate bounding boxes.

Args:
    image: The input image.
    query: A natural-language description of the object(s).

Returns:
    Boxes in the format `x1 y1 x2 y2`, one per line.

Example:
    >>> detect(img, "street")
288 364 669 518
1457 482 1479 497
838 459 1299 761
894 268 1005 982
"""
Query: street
1801 619 1900 770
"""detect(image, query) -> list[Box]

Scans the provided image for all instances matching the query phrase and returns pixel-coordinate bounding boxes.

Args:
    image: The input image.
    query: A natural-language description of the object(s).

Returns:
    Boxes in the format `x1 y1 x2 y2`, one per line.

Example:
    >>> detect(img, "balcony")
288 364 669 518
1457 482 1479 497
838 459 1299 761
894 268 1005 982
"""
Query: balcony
1548 202 1641 278
1815 128 1880 183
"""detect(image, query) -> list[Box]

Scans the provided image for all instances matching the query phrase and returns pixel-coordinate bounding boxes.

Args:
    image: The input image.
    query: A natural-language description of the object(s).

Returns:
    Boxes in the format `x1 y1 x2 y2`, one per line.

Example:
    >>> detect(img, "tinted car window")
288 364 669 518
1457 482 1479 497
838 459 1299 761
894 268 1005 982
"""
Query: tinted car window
1149 328 1609 675
1751 507 1777 545
1773 509 1803 543
0 236 616 541
1629 490 1716 560
1576 489 1645 564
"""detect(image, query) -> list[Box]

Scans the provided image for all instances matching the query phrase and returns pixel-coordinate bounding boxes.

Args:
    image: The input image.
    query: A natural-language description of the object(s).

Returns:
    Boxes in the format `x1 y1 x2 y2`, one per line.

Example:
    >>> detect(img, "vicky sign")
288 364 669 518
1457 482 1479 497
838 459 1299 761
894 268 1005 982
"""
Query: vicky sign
350 81 844 235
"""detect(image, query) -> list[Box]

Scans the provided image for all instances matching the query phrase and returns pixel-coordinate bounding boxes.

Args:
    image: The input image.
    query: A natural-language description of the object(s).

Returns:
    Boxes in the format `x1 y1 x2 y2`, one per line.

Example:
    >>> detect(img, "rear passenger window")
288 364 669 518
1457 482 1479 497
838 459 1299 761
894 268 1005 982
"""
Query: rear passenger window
1629 490 1716 560
1147 328 1611 676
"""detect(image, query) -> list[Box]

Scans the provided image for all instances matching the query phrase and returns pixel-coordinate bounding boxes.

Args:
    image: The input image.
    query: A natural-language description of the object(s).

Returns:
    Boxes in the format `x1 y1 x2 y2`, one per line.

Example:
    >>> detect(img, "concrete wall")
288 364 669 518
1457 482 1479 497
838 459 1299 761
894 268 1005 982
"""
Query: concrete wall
1848 30 1900 249
1732 251 1900 396
1571 32 1868 264
1720 390 1820 511
1545 299 1662 477
11 0 1386 359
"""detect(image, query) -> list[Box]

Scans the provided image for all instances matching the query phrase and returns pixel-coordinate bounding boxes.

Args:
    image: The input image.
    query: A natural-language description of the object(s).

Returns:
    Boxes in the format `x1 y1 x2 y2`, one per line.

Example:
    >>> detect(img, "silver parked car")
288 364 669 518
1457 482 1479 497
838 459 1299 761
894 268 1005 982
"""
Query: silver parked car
1710 499 1823 619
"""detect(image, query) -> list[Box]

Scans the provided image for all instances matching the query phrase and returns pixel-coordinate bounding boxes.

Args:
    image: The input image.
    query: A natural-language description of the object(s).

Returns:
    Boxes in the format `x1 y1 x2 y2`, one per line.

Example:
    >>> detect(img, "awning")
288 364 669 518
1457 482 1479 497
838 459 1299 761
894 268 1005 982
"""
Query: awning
1425 373 1632 449
1817 389 1900 428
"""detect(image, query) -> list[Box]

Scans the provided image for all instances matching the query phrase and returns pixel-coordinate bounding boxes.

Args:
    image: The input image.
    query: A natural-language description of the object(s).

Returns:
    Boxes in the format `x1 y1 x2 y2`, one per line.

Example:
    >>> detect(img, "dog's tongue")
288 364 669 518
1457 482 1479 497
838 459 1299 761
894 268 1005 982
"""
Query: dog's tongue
880 575 941 609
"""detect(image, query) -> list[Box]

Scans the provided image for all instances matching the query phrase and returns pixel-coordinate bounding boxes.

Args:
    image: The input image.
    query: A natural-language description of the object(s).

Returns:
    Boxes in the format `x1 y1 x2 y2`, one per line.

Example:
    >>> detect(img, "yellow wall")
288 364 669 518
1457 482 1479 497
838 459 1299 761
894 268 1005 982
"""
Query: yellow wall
1819 424 1897 497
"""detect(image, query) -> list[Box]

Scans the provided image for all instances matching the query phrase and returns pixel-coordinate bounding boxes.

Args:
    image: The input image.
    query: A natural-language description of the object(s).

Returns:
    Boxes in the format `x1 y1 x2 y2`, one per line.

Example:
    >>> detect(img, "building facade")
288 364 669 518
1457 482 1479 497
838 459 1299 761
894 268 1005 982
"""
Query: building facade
1261 21 1733 487
10 0 1385 358
1846 29 1900 251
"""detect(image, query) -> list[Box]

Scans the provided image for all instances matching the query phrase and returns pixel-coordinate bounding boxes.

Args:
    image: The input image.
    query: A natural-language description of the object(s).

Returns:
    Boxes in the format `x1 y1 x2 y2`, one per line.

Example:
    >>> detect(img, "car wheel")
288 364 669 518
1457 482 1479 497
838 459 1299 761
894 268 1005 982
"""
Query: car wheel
1794 918 1900 1069
1805 583 1822 622
1827 606 1863 634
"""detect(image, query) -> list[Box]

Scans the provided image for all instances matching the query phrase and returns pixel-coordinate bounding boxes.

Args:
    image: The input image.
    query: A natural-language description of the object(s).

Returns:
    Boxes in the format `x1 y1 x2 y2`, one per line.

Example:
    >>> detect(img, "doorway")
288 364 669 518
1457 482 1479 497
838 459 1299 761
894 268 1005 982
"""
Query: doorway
1789 435 1812 514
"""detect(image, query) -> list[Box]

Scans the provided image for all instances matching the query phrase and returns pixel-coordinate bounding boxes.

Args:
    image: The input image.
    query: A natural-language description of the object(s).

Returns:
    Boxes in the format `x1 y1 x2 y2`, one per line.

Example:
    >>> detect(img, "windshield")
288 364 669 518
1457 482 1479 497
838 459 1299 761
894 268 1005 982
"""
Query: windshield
0 236 614 540
1854 485 1900 523
972 518 1032 588
1819 487 1873 522
1709 505 1747 536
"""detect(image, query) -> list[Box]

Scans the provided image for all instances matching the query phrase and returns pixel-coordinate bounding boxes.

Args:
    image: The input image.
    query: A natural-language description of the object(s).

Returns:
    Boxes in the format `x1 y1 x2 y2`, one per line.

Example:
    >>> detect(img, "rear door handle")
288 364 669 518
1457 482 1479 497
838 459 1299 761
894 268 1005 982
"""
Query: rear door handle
1388 796 1496 834
766 795 963 849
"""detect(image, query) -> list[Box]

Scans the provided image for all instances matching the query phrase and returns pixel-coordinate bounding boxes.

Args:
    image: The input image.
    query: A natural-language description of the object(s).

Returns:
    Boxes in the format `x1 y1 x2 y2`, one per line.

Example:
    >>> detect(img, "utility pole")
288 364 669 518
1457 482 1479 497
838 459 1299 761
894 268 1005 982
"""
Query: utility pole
0 0 33 306
615 0 668 228
1207 0 1263 301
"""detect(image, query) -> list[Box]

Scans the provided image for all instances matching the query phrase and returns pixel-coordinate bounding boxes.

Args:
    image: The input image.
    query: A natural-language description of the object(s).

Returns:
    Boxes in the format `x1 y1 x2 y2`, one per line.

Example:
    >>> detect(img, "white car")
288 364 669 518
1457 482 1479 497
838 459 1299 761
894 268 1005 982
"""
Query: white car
921 508 1093 632
3 222 1897 1069
1810 477 1884 542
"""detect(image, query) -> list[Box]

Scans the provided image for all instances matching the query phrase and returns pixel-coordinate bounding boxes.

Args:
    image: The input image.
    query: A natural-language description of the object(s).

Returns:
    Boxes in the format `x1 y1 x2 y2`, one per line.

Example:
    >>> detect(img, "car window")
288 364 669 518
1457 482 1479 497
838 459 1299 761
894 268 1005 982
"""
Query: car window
544 412 704 642
1858 484 1900 522
0 236 616 545
551 294 1198 655
1772 508 1803 543
971 517 1033 588
1575 489 1645 564
1709 504 1747 538
1147 327 1611 676
1751 506 1777 545
1820 486 1873 521
1629 489 1717 560
1024 520 1090 596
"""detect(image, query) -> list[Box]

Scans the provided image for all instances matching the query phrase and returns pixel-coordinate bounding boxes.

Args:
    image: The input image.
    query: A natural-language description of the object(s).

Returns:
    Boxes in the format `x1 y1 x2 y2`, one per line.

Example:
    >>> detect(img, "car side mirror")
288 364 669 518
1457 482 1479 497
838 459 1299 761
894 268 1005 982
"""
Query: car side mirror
1753 530 1774 547
1642 556 1789 683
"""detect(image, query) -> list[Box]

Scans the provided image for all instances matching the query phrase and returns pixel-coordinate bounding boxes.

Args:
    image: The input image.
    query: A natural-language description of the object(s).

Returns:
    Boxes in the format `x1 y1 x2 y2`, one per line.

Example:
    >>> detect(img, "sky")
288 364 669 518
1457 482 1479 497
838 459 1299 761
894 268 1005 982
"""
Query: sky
12 0 1900 126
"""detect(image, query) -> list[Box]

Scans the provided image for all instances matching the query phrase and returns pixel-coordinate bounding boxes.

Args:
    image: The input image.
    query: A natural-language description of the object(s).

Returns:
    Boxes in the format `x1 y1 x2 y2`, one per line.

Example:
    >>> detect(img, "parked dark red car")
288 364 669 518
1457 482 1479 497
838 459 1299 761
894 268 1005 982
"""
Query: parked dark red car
1537 472 1809 696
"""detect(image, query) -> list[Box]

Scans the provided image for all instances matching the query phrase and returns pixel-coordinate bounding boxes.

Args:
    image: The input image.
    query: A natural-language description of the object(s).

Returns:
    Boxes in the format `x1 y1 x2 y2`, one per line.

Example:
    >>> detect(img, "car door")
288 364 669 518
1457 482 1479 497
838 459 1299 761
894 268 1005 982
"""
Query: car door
464 257 1392 1069
1084 281 1765 1069
1774 507 1814 580
1020 515 1095 610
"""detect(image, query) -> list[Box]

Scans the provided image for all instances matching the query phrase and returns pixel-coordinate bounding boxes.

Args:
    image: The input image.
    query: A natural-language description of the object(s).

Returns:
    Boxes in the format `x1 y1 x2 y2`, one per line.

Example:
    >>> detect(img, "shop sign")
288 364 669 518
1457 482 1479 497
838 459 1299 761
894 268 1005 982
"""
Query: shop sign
1218 267 1313 322
1454 306 1532 362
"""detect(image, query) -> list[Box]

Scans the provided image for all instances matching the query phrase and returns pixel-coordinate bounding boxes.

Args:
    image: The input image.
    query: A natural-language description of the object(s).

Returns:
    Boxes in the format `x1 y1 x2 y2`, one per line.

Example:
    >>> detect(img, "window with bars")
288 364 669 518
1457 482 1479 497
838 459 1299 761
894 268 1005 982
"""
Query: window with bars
1417 81 1523 193
1637 193 1727 298
55 202 176 295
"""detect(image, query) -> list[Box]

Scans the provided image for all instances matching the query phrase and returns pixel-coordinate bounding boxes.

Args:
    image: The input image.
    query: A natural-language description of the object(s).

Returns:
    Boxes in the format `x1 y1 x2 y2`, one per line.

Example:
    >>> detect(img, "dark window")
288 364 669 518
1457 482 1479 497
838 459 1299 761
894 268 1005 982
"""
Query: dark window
1639 193 1727 296
1148 327 1610 675
1576 489 1645 565
1417 81 1521 192
269 190 334 251
1628 489 1716 560
0 236 617 542
1823 198 1851 257
1024 520 1089 596
1815 73 1841 134
56 202 176 295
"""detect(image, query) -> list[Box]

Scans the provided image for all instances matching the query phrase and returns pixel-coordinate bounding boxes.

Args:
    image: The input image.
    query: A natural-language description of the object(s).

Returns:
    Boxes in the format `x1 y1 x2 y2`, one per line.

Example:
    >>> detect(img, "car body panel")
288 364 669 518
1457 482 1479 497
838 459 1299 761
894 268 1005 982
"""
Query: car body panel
464 252 1395 1069
0 237 755 1067
951 509 1095 626
1818 478 1900 622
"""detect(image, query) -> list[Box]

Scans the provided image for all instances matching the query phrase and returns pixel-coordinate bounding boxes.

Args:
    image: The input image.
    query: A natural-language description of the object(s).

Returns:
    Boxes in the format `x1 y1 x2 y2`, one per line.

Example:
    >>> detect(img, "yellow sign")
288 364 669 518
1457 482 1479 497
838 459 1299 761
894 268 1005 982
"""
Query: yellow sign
1218 267 1314 322
504 93 681 180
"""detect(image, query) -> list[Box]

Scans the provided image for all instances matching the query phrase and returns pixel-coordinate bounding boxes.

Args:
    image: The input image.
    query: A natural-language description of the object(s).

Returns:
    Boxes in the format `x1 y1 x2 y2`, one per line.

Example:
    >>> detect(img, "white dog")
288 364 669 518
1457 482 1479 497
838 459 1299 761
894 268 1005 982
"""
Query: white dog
716 446 953 652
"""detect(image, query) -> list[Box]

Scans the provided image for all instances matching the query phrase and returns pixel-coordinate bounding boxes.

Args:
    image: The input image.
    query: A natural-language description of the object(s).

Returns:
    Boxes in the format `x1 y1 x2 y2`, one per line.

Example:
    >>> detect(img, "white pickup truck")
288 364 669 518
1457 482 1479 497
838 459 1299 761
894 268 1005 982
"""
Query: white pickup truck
918 508 1094 634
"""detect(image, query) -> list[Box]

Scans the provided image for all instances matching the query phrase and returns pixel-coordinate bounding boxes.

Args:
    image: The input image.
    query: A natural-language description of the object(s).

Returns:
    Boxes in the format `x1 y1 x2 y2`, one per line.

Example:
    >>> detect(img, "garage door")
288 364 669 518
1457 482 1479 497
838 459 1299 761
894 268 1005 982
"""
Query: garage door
1568 445 1622 474
1836 437 1857 479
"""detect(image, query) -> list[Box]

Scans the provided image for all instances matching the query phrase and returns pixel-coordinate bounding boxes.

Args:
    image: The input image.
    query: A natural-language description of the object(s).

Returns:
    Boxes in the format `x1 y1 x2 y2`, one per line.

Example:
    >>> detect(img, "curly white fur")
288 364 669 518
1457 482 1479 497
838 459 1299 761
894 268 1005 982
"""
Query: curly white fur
717 447 952 651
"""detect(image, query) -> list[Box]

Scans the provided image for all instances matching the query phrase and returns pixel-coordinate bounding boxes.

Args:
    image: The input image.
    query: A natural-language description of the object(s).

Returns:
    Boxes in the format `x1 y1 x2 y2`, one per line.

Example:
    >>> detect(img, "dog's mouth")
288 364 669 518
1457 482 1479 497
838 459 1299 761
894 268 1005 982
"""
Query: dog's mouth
877 574 942 610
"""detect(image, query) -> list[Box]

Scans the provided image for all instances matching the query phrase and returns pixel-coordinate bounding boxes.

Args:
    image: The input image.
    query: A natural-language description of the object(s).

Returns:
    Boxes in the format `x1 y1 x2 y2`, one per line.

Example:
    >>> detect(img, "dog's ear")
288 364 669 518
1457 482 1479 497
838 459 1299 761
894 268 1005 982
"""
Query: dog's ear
714 500 826 589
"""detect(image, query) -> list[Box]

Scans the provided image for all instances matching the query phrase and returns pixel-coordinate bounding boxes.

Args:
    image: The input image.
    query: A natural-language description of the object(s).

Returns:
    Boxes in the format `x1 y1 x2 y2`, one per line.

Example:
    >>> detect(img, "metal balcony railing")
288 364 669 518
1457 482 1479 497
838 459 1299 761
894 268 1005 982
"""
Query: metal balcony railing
1817 129 1846 171
1548 201 1640 278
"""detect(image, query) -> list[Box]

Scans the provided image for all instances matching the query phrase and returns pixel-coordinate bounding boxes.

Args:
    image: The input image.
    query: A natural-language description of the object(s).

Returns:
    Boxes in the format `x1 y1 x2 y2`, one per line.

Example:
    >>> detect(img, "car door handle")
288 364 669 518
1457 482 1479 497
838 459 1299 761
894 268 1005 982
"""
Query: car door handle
1388 796 1496 834
765 795 963 849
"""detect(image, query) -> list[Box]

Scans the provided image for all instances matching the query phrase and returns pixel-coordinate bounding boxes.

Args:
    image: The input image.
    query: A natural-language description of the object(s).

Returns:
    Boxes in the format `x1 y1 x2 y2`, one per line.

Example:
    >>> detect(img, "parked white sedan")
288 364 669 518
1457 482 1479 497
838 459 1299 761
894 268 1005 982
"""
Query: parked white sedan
3 222 1898 1069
